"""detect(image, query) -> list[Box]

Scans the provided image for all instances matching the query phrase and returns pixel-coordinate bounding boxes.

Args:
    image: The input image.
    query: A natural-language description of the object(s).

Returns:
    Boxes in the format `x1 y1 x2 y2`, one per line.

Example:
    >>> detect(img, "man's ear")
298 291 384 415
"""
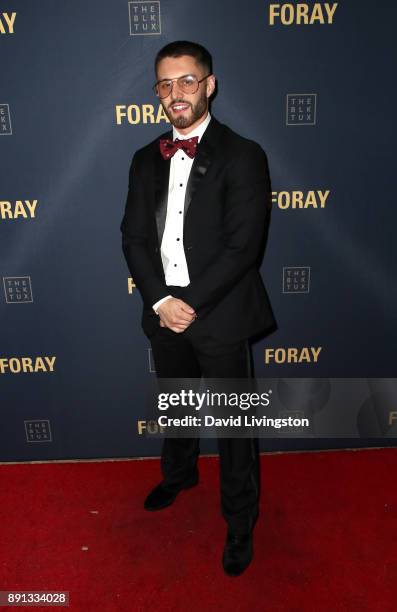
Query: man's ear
206 75 216 98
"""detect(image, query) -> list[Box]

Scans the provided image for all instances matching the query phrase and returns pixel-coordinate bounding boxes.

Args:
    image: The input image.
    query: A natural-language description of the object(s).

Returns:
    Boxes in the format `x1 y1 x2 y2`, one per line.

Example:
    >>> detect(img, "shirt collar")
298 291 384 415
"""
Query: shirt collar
172 111 212 143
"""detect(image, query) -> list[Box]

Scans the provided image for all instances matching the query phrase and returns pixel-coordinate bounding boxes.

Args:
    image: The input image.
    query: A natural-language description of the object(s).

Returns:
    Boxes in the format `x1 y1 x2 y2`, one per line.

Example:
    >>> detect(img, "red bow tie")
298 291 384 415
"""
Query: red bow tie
159 136 199 160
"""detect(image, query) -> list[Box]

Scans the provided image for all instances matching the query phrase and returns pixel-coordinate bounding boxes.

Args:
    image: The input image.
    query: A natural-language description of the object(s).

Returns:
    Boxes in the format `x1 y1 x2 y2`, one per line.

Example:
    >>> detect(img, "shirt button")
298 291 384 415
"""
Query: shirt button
181 157 185 160
174 264 177 267
176 238 180 241
179 183 183 187
179 211 182 214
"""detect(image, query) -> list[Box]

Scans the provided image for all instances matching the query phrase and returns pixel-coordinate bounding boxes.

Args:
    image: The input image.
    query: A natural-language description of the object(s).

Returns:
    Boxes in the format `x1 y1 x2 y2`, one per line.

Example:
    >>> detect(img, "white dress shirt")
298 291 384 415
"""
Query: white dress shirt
152 111 212 314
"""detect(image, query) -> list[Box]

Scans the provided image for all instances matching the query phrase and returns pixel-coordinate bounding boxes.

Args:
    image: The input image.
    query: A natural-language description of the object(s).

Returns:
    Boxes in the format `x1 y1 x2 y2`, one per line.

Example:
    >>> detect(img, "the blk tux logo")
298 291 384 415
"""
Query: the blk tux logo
128 1 161 35
24 419 52 443
3 276 33 303
0 104 12 135
283 267 311 293
286 94 317 125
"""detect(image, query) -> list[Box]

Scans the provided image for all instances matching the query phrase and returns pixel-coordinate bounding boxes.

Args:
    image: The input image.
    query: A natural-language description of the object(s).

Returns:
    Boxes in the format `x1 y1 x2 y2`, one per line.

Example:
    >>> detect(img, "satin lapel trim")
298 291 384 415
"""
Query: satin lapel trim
183 140 213 220
154 145 171 247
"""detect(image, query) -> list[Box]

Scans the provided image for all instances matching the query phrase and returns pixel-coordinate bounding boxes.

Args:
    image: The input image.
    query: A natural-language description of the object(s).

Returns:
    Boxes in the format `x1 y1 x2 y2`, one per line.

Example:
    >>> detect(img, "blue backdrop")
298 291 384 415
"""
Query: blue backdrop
1 1 395 460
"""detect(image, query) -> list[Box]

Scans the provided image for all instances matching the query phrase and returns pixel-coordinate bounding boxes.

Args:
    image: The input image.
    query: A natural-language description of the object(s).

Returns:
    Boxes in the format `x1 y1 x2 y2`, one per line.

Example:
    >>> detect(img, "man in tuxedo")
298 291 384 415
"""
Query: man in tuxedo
120 40 276 576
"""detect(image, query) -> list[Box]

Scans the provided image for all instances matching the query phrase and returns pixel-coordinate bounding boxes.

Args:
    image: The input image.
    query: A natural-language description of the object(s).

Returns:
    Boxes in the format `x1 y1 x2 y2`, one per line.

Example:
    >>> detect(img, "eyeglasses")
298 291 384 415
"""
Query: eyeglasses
153 73 211 99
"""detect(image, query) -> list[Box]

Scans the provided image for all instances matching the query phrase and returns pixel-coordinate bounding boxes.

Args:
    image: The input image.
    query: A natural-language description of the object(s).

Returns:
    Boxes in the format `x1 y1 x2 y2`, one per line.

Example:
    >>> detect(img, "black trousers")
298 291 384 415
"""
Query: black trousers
149 318 260 535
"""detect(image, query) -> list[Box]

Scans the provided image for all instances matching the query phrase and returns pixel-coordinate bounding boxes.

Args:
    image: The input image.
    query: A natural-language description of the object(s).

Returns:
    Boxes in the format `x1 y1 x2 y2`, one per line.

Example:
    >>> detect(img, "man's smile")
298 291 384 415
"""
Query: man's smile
170 102 191 113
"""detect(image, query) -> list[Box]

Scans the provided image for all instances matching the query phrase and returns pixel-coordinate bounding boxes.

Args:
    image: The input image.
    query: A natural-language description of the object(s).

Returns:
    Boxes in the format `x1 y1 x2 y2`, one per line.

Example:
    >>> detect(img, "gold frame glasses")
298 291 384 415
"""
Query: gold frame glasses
153 73 211 99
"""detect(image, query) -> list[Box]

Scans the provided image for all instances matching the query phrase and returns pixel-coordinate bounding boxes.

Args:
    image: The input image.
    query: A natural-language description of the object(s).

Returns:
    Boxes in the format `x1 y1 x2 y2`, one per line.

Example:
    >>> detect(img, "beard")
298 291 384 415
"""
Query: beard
163 90 208 129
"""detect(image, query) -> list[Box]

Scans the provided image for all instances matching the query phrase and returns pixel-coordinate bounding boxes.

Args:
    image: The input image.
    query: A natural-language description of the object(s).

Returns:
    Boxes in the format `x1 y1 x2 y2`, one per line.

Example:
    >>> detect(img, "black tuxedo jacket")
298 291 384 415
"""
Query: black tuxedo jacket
120 115 276 342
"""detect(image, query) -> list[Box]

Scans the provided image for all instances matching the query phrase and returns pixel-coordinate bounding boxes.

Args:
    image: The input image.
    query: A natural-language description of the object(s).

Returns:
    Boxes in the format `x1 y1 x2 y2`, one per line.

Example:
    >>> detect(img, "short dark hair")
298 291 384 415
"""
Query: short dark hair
154 40 213 76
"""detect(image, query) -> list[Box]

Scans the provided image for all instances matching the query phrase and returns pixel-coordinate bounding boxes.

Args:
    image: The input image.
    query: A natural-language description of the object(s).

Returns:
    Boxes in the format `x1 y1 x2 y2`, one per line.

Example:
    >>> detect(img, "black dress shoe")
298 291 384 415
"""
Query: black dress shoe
222 530 253 576
144 477 198 511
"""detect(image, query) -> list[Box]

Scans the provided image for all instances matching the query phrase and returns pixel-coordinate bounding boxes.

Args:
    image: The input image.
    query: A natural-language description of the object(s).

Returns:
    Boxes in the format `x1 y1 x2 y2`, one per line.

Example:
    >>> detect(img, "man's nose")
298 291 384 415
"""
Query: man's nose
172 80 186 98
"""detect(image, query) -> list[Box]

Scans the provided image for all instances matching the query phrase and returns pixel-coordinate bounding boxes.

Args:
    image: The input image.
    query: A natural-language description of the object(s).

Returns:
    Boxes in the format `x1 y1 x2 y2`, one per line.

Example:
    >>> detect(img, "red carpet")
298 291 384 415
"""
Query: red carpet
0 448 396 612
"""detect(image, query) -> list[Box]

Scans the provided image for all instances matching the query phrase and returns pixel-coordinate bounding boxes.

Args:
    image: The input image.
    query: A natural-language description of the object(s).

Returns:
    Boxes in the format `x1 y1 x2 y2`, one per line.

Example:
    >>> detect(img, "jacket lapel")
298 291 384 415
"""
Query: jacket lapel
154 129 172 246
183 117 223 219
183 136 213 220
